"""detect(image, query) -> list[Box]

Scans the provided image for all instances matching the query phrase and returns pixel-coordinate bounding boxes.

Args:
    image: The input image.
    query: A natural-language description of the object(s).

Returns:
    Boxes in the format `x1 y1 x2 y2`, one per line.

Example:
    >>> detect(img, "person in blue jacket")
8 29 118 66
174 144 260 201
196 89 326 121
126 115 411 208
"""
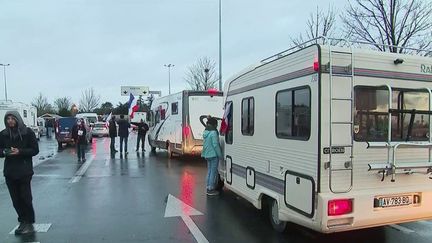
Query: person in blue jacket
201 117 222 196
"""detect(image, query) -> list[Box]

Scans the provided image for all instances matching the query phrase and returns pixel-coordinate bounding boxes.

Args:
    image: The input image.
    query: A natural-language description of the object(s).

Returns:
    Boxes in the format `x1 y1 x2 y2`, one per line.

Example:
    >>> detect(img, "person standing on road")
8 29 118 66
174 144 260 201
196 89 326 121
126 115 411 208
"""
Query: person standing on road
0 111 39 235
72 119 87 162
201 117 222 196
108 116 118 153
131 119 149 152
117 115 131 155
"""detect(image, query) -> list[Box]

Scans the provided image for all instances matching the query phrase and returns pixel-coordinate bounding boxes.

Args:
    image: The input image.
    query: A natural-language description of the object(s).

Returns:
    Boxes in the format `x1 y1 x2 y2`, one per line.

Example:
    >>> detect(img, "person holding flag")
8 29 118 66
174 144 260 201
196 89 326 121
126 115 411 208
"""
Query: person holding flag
107 113 118 153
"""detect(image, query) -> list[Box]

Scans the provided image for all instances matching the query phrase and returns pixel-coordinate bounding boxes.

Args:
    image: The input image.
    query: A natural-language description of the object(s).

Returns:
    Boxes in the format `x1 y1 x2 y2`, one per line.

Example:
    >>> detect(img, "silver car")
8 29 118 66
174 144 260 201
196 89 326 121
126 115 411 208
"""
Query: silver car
92 122 109 137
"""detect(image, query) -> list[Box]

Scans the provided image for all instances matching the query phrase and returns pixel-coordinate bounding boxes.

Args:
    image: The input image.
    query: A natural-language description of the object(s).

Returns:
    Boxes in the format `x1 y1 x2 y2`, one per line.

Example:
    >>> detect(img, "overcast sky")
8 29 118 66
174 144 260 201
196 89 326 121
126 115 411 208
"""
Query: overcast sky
0 0 338 107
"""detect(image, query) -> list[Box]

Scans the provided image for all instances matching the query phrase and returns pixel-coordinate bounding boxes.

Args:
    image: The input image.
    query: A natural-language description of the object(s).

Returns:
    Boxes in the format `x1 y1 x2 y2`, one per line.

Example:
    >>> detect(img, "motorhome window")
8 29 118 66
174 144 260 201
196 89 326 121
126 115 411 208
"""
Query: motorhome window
276 87 311 140
172 102 178 115
160 109 166 120
391 90 429 141
241 97 254 136
23 110 28 118
354 87 429 142
155 111 161 124
225 101 233 144
354 87 389 141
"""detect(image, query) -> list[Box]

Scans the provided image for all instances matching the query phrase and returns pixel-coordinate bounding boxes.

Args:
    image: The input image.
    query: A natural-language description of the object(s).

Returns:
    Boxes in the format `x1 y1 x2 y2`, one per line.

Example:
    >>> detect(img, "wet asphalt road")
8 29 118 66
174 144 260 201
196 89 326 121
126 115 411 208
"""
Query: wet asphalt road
1 134 432 243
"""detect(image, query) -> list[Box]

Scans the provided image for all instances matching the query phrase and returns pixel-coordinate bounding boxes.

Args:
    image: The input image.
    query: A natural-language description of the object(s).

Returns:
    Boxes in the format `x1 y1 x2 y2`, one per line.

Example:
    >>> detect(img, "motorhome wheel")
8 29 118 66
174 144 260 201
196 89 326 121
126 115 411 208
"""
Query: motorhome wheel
270 200 287 233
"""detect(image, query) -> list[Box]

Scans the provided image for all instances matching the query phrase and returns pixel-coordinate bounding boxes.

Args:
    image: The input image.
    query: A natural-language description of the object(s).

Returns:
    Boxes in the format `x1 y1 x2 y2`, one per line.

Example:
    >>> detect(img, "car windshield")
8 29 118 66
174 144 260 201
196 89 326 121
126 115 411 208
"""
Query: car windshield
94 124 105 128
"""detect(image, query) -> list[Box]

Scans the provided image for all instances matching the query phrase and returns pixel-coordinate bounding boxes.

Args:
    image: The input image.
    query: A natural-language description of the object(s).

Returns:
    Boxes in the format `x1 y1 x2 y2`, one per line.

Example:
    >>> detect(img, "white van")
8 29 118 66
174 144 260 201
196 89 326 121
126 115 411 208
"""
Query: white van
76 113 98 125
0 101 40 140
220 37 432 233
148 90 223 157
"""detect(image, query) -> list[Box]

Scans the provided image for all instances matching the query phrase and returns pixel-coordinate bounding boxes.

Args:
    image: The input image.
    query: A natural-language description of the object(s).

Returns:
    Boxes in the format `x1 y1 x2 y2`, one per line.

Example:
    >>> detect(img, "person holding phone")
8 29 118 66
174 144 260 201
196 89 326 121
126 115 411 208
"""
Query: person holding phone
0 111 39 235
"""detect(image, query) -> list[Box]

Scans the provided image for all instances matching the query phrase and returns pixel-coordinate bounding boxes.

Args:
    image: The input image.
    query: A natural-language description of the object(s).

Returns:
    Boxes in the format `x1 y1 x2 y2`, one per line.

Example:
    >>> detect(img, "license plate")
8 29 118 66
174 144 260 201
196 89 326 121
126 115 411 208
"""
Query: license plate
374 195 417 208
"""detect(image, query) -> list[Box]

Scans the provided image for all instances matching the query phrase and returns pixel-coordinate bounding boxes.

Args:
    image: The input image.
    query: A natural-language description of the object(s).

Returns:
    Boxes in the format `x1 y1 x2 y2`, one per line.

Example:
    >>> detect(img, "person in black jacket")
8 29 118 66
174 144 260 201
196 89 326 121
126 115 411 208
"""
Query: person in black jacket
108 116 118 153
0 111 39 235
72 119 87 162
117 115 130 155
131 119 149 152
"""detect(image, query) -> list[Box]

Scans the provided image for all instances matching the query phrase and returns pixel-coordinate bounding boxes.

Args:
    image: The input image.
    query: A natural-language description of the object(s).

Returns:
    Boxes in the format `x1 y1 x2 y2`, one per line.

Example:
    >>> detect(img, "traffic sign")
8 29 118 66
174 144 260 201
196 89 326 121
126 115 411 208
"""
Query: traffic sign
121 86 150 96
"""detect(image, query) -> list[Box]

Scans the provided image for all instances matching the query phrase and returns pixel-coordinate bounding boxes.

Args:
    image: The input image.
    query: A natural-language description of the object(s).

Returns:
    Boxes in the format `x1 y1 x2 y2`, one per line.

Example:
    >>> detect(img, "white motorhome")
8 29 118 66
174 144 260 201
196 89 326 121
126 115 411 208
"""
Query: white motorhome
148 90 223 157
0 101 40 140
220 37 432 233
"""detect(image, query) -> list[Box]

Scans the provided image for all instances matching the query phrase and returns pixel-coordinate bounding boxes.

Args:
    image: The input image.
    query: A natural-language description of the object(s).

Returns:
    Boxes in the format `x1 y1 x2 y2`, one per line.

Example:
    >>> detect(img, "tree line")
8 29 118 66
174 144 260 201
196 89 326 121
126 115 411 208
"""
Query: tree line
31 87 144 117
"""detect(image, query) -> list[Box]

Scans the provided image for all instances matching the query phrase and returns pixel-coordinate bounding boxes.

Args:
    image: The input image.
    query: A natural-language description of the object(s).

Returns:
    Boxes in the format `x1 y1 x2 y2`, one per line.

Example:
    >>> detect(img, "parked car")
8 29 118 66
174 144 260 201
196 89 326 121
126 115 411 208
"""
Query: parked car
55 117 93 148
92 122 109 137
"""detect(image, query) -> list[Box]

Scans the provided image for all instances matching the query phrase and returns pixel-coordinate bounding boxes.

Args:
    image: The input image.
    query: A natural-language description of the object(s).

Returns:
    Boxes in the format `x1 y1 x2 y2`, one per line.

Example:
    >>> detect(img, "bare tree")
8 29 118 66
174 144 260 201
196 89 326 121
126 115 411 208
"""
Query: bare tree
291 6 339 47
54 97 72 116
54 97 72 111
79 87 101 112
185 57 218 91
342 0 432 54
32 92 54 116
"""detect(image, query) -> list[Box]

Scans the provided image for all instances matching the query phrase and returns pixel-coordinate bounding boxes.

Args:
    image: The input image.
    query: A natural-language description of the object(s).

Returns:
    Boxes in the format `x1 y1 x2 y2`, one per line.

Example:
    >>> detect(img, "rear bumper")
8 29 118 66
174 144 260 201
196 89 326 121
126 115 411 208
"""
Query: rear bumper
316 188 432 233
92 131 108 137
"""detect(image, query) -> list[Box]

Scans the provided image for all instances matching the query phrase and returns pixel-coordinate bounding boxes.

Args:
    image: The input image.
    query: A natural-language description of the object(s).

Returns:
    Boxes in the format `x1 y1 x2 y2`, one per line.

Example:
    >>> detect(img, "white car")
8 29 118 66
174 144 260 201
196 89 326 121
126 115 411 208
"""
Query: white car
92 122 109 137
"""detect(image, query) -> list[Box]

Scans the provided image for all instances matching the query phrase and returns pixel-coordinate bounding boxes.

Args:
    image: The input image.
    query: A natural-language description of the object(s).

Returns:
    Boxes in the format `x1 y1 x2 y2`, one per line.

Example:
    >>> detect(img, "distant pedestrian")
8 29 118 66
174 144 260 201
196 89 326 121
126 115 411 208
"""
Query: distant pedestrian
201 116 222 196
72 119 87 162
108 116 118 153
117 115 131 155
0 111 39 235
131 119 149 152
45 119 52 138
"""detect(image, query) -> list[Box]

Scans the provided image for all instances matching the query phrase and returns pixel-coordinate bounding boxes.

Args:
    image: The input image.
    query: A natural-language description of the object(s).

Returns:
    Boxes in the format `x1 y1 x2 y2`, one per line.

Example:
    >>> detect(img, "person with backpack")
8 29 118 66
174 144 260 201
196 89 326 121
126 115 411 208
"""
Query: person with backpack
201 116 222 196
72 118 87 162
131 119 149 152
0 111 39 235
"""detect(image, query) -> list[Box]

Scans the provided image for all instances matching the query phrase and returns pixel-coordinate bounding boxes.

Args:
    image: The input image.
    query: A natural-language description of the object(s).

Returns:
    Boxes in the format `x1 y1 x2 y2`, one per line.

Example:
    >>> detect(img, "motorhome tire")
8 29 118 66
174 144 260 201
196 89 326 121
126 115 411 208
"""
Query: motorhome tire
269 200 287 233
58 142 63 149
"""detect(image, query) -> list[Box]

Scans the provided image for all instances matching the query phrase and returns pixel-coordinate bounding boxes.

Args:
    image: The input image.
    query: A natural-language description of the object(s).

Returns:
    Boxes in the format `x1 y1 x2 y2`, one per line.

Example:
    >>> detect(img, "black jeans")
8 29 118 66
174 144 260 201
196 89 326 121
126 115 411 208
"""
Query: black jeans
77 144 86 160
120 136 128 153
5 176 35 224
136 134 145 151
110 137 116 151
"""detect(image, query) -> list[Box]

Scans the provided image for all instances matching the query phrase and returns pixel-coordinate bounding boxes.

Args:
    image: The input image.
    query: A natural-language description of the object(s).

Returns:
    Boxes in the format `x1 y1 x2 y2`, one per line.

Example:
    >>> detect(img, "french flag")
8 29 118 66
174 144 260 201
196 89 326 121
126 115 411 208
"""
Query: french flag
220 102 232 135
128 94 139 119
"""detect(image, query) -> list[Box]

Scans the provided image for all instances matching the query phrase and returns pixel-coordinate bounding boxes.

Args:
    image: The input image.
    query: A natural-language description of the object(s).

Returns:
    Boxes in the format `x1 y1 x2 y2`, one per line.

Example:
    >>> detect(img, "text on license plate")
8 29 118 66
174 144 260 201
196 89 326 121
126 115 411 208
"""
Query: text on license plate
374 195 417 208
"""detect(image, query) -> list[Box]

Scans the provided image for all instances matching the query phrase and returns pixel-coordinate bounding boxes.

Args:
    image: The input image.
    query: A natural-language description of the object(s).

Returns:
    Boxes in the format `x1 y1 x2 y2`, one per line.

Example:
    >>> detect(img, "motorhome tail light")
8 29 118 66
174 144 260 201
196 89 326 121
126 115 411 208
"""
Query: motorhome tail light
313 58 320 72
183 125 191 138
207 88 219 97
328 199 353 216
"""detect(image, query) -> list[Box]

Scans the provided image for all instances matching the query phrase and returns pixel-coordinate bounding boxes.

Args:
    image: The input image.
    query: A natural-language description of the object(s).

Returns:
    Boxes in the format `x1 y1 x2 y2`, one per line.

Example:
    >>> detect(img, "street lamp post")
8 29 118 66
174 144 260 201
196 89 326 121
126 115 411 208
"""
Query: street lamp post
164 64 175 95
0 64 10 101
204 68 210 89
218 0 222 91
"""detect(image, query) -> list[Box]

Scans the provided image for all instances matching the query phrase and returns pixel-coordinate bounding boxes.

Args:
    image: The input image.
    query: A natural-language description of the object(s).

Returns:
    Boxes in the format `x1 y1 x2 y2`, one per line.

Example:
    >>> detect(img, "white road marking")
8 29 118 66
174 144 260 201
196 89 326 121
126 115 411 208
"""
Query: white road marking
69 156 95 183
417 220 432 226
9 223 52 234
164 194 208 243
388 224 415 234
